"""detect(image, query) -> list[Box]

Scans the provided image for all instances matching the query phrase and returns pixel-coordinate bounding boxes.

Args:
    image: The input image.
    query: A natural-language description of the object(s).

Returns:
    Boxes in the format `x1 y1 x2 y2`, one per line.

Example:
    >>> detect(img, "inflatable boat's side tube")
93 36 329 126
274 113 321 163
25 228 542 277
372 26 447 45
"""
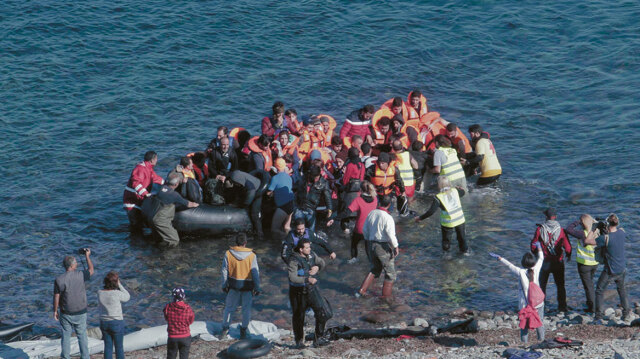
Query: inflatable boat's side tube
0 322 35 341
172 204 252 234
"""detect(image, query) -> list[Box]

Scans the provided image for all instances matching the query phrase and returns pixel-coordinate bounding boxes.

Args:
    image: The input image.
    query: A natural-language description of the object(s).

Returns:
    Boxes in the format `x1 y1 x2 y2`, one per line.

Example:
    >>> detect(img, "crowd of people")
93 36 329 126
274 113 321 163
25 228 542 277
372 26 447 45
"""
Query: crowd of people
48 91 628 359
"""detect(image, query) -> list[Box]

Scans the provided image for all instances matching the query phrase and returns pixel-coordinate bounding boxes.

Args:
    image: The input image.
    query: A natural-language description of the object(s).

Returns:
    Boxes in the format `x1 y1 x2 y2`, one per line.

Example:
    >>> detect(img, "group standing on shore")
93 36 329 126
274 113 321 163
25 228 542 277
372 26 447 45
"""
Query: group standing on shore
50 91 631 358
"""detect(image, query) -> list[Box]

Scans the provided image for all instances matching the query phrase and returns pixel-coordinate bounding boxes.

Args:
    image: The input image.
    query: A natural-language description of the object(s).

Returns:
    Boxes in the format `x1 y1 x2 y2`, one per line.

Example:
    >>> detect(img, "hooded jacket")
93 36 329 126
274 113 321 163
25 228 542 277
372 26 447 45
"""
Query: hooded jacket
221 246 260 291
163 301 195 338
531 220 572 263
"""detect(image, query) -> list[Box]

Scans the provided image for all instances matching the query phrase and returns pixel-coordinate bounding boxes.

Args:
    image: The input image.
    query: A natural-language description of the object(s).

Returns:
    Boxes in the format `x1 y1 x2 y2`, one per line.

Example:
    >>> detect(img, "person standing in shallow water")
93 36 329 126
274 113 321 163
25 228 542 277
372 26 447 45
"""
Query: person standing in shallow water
415 176 469 258
530 208 572 312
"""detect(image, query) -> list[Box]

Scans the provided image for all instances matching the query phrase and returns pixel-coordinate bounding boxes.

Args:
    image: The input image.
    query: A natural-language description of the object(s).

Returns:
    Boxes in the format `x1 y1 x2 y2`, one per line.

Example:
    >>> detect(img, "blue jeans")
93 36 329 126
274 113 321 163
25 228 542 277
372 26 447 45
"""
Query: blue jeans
100 319 125 359
293 208 316 232
60 312 89 359
222 289 253 330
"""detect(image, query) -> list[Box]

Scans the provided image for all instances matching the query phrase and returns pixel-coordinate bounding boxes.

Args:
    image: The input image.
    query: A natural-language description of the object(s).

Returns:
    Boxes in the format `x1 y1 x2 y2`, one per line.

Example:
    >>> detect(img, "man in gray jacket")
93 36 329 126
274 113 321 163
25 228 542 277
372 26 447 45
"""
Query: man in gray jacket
53 249 94 359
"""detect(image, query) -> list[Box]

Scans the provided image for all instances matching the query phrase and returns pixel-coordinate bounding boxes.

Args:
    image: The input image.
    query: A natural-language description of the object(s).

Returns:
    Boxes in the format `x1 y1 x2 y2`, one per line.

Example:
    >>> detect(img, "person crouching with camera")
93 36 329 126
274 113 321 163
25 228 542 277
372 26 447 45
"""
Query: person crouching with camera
53 248 94 359
584 214 631 322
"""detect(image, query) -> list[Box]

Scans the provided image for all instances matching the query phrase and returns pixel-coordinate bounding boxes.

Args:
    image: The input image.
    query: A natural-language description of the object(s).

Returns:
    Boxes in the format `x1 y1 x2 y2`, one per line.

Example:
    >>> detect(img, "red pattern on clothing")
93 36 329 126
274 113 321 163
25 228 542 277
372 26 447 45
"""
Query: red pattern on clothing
163 301 195 338
122 161 163 210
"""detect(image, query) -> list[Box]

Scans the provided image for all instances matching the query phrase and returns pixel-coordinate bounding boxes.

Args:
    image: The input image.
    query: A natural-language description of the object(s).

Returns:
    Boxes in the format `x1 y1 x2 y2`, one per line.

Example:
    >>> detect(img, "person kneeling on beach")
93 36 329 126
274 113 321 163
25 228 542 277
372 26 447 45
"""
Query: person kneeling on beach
164 288 195 359
491 242 545 343
220 233 260 340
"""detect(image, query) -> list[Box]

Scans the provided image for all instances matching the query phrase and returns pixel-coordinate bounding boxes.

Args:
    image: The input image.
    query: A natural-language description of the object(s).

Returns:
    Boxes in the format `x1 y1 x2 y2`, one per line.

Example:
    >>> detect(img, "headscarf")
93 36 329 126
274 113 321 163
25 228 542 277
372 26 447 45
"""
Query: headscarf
172 287 186 302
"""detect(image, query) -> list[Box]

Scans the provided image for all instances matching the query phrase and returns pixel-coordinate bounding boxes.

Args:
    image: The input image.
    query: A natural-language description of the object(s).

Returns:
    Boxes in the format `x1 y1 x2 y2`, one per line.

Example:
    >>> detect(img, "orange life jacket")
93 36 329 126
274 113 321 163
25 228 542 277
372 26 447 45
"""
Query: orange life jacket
371 108 394 144
381 98 419 122
407 91 428 118
370 164 396 196
451 132 472 154
246 136 273 171
292 129 326 161
229 127 245 141
317 114 337 140
418 113 448 151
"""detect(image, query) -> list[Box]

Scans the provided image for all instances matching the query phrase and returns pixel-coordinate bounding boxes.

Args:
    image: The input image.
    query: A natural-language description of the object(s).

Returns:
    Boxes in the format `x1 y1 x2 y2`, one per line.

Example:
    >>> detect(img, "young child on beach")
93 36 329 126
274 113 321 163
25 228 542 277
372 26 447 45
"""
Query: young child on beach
163 288 195 359
491 242 545 343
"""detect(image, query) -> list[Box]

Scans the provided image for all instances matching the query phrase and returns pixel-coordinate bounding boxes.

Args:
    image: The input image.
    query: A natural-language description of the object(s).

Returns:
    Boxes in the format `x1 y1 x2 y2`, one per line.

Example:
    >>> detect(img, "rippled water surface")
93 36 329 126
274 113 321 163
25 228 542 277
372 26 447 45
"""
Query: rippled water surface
1 1 639 333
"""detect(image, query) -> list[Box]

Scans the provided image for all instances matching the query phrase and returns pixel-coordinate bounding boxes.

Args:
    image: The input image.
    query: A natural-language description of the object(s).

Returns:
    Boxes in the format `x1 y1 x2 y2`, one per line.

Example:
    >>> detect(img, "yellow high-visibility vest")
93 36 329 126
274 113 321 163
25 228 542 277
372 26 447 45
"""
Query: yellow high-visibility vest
439 147 465 182
436 189 465 228
576 229 598 266
393 151 415 187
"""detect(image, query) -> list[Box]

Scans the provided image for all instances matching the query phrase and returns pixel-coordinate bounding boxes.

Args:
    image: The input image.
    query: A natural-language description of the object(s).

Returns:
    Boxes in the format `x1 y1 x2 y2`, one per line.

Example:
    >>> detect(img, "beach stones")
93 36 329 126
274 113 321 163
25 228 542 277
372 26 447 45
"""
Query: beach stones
362 311 393 324
413 317 429 327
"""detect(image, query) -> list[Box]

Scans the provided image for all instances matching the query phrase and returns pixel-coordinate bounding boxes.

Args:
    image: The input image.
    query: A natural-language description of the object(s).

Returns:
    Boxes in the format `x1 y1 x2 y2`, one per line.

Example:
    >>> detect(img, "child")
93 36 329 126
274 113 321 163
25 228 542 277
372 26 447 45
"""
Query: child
163 288 195 359
491 242 545 343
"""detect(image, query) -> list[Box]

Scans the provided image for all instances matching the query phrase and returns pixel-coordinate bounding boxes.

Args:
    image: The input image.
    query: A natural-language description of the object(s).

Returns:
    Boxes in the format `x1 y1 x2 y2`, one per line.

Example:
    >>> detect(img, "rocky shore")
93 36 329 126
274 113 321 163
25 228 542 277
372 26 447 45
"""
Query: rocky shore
88 304 640 359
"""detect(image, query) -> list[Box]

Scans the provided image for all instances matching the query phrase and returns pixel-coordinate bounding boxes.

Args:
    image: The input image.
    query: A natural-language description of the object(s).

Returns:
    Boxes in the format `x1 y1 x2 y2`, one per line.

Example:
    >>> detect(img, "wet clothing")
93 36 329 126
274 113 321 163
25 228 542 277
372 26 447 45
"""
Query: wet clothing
281 229 334 265
288 252 327 343
474 133 501 178
149 185 191 246
340 109 372 140
163 301 195 339
408 150 428 191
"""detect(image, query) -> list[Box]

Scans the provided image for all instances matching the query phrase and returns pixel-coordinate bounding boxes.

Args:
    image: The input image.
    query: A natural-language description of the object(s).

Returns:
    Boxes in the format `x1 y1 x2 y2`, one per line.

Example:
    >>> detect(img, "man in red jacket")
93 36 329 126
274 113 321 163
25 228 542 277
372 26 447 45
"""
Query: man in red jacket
530 208 572 312
123 151 164 233
340 105 375 145
164 288 195 359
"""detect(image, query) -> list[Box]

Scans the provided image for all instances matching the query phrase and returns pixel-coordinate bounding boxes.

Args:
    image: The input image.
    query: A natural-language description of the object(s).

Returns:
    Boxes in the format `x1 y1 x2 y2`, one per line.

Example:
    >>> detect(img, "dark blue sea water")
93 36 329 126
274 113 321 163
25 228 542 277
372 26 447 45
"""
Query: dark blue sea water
2 1 639 333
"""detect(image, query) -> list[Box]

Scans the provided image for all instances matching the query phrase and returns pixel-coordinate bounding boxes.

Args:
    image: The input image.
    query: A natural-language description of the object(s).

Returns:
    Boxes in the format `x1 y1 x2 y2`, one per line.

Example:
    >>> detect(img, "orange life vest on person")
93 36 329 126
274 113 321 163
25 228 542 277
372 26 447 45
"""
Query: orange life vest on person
292 129 325 161
400 119 420 145
450 132 472 154
418 113 448 151
371 108 394 144
286 116 303 135
407 91 428 118
229 127 245 141
370 163 396 196
317 114 337 140
381 98 419 122
246 136 273 171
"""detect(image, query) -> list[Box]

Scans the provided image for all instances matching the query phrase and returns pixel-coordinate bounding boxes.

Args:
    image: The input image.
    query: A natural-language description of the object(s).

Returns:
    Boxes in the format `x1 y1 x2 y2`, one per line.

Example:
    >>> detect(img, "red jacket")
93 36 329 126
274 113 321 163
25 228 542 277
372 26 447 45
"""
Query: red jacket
123 161 164 210
339 110 371 140
530 222 572 263
342 161 365 187
261 116 297 138
163 301 195 338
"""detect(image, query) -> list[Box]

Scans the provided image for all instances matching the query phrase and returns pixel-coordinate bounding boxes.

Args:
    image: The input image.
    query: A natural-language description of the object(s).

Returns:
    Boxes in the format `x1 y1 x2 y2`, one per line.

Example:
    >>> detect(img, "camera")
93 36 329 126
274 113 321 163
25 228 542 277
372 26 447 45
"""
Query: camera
77 248 89 255
593 218 609 234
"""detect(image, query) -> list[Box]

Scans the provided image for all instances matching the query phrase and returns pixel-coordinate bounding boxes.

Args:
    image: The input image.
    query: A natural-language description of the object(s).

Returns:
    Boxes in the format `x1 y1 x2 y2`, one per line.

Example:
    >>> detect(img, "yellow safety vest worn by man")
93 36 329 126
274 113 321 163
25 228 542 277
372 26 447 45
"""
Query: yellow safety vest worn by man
436 188 466 228
416 184 469 255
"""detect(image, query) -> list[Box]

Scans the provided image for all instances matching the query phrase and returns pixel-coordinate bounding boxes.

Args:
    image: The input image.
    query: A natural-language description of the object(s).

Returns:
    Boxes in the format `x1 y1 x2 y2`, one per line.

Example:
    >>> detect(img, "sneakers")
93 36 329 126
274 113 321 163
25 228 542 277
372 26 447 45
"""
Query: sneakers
622 311 631 322
293 340 306 349
218 327 229 340
462 250 472 257
354 290 367 298
347 257 358 264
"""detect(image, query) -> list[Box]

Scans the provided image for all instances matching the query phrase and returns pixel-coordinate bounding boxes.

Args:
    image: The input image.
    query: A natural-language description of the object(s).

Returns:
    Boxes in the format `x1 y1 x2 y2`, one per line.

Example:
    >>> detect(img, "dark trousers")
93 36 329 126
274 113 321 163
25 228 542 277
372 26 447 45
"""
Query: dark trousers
477 174 500 186
577 263 598 312
350 232 370 259
250 195 264 236
167 336 191 359
539 260 567 311
126 209 144 233
441 223 467 252
289 286 326 342
100 319 125 359
595 270 629 317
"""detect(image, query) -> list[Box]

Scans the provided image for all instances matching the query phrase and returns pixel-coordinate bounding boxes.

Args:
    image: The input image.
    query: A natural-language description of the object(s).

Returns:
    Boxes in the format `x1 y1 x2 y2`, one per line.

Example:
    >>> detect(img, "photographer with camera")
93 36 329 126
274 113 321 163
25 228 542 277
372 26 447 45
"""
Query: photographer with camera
565 214 600 313
584 214 631 322
53 248 94 359
219 233 260 340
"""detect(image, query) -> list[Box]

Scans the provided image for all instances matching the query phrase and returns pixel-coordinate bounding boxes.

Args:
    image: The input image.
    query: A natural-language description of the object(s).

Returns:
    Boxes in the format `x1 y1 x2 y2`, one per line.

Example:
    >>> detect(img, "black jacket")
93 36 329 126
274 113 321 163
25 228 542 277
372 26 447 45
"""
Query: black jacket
281 229 334 264
295 176 333 212
208 148 238 178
